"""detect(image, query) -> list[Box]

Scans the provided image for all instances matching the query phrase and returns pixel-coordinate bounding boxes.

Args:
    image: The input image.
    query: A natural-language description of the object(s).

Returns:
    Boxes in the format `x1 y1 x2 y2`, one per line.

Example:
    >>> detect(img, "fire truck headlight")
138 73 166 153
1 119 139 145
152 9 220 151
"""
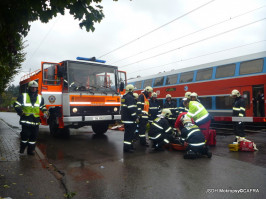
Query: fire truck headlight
114 107 118 112
73 108 78 113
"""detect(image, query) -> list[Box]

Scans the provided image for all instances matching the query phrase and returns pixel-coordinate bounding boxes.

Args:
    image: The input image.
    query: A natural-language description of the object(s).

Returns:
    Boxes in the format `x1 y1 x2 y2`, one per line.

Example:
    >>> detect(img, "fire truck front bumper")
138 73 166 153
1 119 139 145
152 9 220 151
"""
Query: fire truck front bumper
63 115 121 124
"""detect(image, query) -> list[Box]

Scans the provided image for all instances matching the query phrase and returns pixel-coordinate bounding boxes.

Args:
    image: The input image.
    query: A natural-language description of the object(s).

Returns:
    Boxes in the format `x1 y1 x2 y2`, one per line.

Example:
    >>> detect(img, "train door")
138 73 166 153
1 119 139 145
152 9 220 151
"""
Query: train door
240 86 252 117
252 85 265 117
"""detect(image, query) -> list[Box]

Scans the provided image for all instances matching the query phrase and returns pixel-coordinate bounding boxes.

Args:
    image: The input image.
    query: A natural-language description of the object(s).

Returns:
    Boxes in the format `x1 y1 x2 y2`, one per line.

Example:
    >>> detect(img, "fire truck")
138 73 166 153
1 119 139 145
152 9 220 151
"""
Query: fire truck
19 57 127 137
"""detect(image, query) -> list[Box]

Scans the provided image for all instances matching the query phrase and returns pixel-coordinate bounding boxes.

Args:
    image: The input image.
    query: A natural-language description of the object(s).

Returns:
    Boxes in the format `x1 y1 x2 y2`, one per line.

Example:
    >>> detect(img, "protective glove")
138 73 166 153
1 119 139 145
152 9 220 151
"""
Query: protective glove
43 111 50 119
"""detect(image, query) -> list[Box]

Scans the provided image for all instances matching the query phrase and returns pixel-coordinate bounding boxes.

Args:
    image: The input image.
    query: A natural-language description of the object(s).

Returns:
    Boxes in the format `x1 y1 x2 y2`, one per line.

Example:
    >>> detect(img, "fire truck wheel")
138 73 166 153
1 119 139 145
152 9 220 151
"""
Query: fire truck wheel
92 123 109 135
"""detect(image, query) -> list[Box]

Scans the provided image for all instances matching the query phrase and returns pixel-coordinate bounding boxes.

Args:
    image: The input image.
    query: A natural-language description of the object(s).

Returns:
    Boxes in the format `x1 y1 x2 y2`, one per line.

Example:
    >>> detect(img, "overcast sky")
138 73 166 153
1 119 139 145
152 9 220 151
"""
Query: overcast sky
12 0 266 85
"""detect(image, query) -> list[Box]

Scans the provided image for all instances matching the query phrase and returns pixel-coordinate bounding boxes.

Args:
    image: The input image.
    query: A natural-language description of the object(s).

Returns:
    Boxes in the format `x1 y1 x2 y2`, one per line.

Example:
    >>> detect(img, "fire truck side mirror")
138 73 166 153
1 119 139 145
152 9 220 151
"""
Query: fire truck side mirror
57 65 64 77
119 81 125 92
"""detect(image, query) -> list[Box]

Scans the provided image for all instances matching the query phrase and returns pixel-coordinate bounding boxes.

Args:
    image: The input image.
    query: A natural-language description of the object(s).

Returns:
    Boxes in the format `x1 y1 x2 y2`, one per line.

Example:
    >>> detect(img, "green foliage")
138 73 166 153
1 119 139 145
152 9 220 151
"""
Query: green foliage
0 0 118 93
0 84 20 111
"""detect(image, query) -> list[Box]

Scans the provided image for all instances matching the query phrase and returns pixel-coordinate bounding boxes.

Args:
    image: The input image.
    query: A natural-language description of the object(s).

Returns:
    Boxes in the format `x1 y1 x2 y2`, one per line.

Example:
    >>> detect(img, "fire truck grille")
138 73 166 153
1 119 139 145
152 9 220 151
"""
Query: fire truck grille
70 106 120 116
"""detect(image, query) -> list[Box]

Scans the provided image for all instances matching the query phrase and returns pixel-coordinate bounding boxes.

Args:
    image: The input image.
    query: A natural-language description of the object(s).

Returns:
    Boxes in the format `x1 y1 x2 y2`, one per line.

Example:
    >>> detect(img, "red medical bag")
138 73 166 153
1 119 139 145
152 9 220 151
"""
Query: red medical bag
202 129 216 146
239 141 255 152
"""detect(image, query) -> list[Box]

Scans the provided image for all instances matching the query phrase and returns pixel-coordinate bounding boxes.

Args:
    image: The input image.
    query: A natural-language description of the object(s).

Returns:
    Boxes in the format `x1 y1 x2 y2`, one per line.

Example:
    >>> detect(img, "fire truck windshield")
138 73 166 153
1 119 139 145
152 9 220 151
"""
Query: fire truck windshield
67 62 118 93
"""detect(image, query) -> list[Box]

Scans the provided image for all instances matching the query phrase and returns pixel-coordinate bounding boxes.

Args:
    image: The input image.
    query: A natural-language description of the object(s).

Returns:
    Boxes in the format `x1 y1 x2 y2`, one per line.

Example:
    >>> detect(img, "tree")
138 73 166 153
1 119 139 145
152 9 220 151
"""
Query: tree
0 0 118 93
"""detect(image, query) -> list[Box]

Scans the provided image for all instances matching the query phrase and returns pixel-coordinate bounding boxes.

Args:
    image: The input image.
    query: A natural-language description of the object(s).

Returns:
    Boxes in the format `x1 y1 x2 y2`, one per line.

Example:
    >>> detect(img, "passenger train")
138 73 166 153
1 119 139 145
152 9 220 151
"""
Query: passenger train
128 51 266 124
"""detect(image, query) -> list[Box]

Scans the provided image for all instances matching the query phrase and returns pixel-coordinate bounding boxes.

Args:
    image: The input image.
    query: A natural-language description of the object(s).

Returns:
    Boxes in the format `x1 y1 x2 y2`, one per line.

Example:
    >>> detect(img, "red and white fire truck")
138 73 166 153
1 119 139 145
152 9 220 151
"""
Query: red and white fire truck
19 57 126 137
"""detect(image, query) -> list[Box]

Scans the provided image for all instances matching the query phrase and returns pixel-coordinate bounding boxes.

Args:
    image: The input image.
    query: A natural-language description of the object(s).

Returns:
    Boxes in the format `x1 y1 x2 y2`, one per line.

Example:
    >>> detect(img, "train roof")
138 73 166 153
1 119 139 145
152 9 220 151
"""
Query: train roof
128 51 266 82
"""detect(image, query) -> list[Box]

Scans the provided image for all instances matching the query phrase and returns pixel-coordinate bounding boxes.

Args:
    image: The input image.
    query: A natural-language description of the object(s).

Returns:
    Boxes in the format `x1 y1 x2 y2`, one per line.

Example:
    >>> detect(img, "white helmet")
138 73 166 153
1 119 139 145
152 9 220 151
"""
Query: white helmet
152 92 157 98
190 92 198 97
125 84 134 92
166 94 171 99
181 114 192 125
161 109 172 118
145 86 153 93
185 91 191 98
231 89 240 97
133 93 139 99
28 80 38 88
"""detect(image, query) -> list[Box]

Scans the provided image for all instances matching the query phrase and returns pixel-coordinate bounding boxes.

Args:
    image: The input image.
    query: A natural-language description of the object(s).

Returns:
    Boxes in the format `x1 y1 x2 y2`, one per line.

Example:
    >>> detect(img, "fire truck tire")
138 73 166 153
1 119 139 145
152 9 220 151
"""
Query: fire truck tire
92 123 109 135
49 119 70 138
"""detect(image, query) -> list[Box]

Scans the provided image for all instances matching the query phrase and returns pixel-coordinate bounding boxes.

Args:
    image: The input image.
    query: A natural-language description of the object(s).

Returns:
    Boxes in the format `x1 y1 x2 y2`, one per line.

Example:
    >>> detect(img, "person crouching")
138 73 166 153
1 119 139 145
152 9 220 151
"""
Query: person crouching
179 115 212 159
148 109 174 151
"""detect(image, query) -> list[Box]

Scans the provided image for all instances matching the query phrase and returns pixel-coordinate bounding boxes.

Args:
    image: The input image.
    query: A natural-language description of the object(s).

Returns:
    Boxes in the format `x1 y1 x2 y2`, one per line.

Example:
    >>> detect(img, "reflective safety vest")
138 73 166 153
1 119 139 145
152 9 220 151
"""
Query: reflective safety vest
186 101 209 124
22 93 42 117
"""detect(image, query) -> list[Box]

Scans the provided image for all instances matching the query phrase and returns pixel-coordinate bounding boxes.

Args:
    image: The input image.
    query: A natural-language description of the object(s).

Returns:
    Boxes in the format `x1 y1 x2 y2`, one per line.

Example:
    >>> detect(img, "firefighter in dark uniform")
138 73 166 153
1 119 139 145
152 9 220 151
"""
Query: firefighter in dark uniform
14 81 48 155
148 92 161 123
163 94 178 127
121 84 138 153
148 109 174 151
137 86 153 146
179 115 212 159
179 91 191 113
231 89 246 141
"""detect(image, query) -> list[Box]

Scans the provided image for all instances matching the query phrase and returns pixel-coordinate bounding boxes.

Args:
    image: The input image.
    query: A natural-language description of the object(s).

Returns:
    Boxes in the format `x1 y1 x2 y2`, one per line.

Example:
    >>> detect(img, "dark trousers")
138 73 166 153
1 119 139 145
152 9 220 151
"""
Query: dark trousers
233 121 245 138
20 125 39 153
139 117 148 144
124 123 137 150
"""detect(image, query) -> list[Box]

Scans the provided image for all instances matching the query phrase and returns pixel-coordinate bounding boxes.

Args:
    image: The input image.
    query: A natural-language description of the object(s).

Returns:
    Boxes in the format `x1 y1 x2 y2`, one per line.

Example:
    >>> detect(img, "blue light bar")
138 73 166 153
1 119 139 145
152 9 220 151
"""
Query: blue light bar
76 57 106 63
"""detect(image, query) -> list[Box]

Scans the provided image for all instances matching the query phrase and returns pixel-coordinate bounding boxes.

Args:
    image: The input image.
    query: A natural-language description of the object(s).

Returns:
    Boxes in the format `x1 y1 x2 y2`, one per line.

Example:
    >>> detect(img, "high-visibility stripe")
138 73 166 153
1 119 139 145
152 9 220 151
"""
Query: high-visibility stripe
124 141 131 145
139 134 146 137
165 127 172 133
28 141 36 144
122 121 135 124
20 121 40 125
239 113 244 117
42 91 62 94
70 102 92 105
164 139 169 143
131 113 137 116
21 140 27 143
187 129 200 139
152 123 163 130
233 107 240 111
240 107 246 111
15 101 21 106
190 142 205 146
149 107 159 109
195 113 209 123
149 134 162 140
128 105 137 108
188 107 204 117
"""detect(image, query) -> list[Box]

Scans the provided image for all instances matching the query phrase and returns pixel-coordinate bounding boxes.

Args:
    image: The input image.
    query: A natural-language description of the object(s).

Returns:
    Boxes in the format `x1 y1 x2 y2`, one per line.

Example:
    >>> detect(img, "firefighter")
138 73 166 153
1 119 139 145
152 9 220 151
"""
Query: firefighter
163 94 178 127
190 92 201 103
183 97 211 132
121 84 138 153
179 91 191 113
148 92 161 123
148 109 174 151
14 81 48 155
133 92 139 140
231 89 246 141
179 115 212 159
137 86 153 146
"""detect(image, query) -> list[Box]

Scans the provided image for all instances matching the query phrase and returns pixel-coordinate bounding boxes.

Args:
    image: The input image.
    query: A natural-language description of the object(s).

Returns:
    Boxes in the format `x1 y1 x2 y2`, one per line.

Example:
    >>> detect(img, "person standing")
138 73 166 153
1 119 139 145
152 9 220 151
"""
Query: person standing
163 94 178 127
14 80 48 155
231 89 246 141
121 84 138 153
190 92 201 103
148 92 161 123
257 90 265 117
137 86 153 146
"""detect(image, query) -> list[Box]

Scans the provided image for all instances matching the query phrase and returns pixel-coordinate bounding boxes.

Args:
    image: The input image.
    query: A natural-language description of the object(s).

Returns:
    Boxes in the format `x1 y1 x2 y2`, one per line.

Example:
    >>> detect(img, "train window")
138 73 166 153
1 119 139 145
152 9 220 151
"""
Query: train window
243 91 250 109
165 74 178 85
240 59 263 75
180 71 194 83
215 64 235 78
196 68 213 81
134 81 142 89
198 97 212 109
154 77 164 87
216 96 233 109
143 79 153 88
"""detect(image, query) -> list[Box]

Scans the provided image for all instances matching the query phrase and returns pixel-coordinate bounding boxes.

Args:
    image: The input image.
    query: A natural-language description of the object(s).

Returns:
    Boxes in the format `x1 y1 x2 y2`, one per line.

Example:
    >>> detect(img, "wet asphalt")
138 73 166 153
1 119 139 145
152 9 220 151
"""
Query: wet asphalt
0 112 266 199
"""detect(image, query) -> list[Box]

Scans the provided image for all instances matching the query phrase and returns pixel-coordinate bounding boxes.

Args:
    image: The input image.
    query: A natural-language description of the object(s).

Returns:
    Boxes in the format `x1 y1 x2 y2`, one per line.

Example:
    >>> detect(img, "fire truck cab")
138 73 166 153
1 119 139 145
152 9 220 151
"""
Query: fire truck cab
20 57 126 137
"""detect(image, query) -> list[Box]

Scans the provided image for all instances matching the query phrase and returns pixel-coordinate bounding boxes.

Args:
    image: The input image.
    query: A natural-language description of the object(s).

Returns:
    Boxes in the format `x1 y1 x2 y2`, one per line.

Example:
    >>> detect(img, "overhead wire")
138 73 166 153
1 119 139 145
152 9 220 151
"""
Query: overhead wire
120 17 266 68
127 40 266 76
98 0 215 58
111 5 266 65
21 15 61 73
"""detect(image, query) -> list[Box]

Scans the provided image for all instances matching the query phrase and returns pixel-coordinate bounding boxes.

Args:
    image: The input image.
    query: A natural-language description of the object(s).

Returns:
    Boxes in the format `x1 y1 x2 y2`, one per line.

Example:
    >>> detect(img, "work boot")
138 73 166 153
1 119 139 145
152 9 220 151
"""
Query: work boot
140 141 149 147
19 142 27 154
184 150 197 159
27 143 36 156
